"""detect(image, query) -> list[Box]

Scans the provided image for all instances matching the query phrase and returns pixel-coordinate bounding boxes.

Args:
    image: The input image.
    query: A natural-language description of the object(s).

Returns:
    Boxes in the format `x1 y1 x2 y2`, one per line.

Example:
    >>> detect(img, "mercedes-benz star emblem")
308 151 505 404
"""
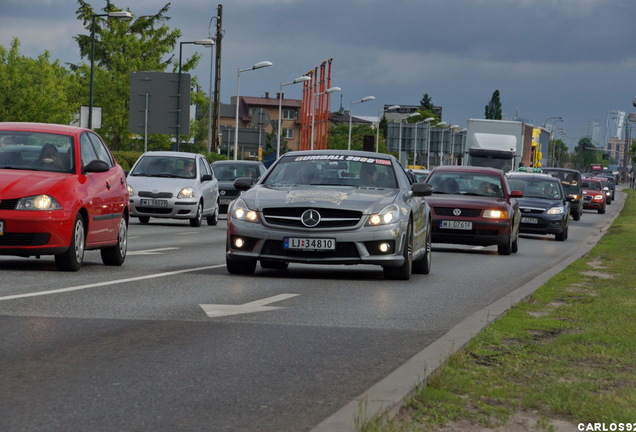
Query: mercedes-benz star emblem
453 208 462 216
301 209 321 227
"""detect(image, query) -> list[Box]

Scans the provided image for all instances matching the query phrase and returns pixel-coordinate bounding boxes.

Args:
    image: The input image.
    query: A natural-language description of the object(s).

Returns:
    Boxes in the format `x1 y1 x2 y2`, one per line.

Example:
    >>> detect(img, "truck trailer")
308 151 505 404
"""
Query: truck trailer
464 119 546 171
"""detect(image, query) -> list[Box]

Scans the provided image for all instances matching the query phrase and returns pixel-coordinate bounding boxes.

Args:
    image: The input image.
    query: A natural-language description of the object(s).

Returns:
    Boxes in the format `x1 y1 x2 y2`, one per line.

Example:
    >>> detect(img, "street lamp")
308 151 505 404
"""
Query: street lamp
398 113 420 165
88 10 132 129
414 117 435 167
277 75 311 159
311 86 341 150
233 61 273 160
448 125 459 164
377 105 400 153
347 95 375 150
433 121 448 165
176 39 214 151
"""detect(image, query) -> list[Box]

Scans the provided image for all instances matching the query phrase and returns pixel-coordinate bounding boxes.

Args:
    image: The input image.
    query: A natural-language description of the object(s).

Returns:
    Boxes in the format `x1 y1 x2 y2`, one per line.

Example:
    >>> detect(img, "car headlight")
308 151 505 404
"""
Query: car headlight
483 209 508 219
594 194 604 200
127 185 134 197
231 198 259 223
177 187 196 199
367 204 400 226
546 206 565 215
16 195 62 211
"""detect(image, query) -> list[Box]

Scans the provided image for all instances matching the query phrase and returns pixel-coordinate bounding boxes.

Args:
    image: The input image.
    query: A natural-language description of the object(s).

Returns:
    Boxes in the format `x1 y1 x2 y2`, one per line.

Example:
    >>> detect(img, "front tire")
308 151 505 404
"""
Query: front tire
101 216 128 266
412 221 432 275
207 205 219 226
190 202 203 227
55 214 85 271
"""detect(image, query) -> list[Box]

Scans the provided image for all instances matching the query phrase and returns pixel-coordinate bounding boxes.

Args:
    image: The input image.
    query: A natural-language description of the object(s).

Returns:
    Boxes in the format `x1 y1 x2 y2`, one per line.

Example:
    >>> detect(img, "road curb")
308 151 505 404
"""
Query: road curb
310 189 625 432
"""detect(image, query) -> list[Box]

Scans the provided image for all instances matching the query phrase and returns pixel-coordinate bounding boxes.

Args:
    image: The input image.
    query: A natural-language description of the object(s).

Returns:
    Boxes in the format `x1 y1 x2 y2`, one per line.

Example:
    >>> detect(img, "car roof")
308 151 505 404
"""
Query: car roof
140 151 198 158
507 172 559 181
211 160 264 165
0 122 85 135
430 165 504 175
282 149 396 160
540 167 580 173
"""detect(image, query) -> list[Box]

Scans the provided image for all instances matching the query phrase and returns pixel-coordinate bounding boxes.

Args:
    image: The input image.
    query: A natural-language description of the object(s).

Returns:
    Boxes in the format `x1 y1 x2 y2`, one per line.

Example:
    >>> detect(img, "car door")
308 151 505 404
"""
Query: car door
198 156 217 215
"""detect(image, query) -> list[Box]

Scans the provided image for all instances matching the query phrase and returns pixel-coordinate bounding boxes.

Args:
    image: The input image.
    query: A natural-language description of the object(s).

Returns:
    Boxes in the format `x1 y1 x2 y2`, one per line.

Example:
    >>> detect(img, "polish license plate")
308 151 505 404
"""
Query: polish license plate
440 220 472 230
219 198 234 205
0 220 3 235
140 199 168 207
283 237 336 251
521 217 539 224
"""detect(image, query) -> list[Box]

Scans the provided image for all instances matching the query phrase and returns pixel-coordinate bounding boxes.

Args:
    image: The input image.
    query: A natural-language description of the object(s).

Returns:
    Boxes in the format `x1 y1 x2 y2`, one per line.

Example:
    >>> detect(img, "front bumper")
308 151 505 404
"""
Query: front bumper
0 209 72 256
519 214 567 235
226 217 408 267
130 198 198 220
431 218 512 247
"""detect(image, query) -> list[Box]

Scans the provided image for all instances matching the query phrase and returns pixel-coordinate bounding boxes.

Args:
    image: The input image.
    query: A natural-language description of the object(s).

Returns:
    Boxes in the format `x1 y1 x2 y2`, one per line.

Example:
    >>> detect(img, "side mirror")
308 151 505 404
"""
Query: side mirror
234 176 255 191
201 174 213 182
412 182 433 197
510 190 524 198
84 159 110 173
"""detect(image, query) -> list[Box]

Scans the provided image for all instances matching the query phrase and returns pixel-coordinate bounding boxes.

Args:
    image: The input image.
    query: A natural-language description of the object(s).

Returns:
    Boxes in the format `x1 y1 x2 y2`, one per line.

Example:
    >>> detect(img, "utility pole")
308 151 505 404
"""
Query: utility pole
211 4 223 152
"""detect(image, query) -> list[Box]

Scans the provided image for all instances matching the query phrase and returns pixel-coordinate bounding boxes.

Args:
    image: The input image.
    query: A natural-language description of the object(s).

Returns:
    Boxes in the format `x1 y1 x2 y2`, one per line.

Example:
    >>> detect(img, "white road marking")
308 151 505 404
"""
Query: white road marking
200 293 300 318
127 247 180 255
0 264 225 301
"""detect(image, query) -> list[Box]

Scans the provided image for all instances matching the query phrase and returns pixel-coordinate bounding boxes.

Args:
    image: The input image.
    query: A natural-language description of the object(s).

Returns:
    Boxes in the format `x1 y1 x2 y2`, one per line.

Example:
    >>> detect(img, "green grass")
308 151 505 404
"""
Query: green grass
359 190 636 431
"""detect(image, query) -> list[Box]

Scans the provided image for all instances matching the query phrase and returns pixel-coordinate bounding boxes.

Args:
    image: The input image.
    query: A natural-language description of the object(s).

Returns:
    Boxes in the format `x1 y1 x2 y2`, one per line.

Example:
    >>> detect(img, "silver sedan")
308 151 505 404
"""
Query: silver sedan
127 151 219 226
225 150 433 280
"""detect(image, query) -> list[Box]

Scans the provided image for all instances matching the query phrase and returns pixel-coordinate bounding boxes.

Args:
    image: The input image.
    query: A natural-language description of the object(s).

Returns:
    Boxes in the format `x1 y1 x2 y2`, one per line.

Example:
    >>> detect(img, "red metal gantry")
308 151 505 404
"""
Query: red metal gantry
299 58 333 150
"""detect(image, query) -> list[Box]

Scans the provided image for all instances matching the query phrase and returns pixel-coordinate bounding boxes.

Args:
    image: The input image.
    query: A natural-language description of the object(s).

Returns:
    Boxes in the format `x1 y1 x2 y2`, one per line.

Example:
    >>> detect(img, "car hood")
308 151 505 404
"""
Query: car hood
516 197 563 209
243 185 399 213
426 194 511 209
582 188 602 195
0 169 68 197
127 175 198 193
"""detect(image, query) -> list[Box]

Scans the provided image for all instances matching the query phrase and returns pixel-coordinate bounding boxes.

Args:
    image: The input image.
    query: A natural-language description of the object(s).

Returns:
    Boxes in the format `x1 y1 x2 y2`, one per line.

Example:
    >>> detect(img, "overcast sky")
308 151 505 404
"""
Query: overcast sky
2 0 635 143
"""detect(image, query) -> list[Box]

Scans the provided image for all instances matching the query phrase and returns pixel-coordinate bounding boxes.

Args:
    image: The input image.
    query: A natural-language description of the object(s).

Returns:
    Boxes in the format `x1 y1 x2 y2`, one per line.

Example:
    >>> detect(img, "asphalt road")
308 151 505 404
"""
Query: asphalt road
0 191 624 432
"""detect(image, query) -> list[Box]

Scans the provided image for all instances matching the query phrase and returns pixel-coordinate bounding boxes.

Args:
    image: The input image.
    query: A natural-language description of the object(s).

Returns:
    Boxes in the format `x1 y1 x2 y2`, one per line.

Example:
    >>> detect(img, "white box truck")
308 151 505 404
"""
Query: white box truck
465 119 535 171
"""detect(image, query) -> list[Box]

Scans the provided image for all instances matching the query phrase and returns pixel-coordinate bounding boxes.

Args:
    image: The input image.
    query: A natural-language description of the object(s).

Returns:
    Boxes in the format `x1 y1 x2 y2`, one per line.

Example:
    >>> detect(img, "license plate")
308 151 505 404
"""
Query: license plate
440 220 472 230
219 198 234 205
521 217 539 224
140 199 168 207
0 220 3 235
283 237 336 251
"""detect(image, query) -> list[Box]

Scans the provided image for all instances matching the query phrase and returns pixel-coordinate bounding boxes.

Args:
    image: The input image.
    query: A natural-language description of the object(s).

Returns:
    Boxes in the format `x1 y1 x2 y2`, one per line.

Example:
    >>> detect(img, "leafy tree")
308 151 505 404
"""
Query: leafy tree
419 93 434 111
73 0 200 151
485 90 502 119
572 137 604 171
328 124 379 152
0 38 78 123
547 138 570 167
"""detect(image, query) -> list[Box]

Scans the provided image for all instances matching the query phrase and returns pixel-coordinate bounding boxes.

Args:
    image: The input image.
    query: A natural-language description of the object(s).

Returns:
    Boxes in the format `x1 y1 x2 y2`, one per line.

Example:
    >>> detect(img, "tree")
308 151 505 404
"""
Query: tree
572 137 604 171
485 90 502 119
0 38 78 123
419 93 434 111
73 0 199 151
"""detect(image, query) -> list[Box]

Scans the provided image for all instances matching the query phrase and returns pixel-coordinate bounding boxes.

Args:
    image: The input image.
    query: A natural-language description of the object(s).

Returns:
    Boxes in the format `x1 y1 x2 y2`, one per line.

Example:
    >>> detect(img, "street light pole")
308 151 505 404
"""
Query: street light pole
233 61 273 160
398 113 420 165
176 39 214 151
310 86 340 150
277 76 310 160
347 96 375 150
415 117 435 167
88 10 132 129
434 122 448 165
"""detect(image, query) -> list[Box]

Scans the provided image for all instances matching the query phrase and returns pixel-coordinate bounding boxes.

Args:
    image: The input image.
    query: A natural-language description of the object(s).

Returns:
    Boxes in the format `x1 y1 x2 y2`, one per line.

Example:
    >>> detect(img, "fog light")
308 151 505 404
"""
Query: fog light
234 238 245 248
378 242 391 253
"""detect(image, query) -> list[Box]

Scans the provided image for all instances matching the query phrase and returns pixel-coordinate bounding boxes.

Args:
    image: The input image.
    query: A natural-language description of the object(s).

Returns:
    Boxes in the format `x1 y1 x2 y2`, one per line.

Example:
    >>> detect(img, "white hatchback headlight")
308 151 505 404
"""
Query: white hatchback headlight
231 198 259 223
16 195 62 211
368 204 400 226
178 187 196 199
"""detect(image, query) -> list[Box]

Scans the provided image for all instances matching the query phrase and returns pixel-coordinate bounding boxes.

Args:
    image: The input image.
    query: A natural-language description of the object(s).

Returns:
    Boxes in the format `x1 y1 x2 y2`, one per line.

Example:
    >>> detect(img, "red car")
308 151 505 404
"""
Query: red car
581 178 606 214
425 166 522 255
0 122 129 271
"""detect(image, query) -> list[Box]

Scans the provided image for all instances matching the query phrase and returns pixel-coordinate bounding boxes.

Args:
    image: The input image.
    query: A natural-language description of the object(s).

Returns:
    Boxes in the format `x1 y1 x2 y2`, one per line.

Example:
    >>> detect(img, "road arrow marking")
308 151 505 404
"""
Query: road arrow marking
127 247 179 255
200 293 300 318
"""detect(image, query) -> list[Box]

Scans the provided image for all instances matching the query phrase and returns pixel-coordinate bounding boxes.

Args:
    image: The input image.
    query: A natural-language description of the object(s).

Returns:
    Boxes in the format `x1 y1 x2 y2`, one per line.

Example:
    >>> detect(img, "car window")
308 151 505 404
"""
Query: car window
261 155 397 188
80 133 99 168
86 132 114 167
198 158 210 177
212 163 261 180
428 172 503 197
0 131 74 173
509 177 562 199
130 155 194 178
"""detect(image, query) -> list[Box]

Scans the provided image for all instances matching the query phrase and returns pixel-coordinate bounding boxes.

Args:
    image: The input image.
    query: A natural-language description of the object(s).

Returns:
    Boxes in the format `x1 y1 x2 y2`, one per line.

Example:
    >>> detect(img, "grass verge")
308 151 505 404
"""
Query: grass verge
359 190 636 431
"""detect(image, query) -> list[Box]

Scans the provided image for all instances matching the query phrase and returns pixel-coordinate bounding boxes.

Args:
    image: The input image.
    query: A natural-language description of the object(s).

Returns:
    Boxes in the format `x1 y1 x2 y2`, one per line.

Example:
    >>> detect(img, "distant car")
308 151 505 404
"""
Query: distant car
408 168 430 183
507 172 570 241
581 178 606 214
424 165 522 255
593 176 614 202
211 160 267 214
595 175 616 199
225 150 433 280
127 151 219 226
0 122 129 271
540 167 583 221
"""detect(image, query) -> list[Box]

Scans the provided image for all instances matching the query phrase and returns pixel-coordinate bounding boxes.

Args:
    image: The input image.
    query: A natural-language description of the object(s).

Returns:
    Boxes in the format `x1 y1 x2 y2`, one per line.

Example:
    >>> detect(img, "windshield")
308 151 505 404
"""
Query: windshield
581 180 602 191
130 155 196 179
508 177 563 200
0 132 74 173
212 163 261 181
427 171 504 197
261 155 397 188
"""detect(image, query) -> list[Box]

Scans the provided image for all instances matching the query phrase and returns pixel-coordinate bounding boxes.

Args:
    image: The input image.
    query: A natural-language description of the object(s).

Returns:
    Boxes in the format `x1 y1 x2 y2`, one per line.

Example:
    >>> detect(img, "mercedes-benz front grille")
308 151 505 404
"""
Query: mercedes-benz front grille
262 207 362 228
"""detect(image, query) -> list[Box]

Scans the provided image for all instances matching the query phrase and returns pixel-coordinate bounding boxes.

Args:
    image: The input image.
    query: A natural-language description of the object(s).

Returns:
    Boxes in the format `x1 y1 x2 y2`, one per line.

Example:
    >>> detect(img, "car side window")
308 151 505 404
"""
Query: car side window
80 133 99 168
198 158 210 177
87 133 114 167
